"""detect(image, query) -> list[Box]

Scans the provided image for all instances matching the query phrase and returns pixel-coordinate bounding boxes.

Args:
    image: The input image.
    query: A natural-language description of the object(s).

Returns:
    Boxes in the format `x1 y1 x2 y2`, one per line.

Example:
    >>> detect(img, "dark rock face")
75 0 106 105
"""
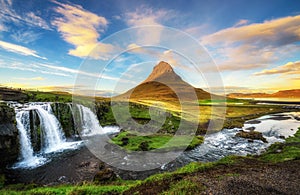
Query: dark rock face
51 103 77 138
0 103 19 171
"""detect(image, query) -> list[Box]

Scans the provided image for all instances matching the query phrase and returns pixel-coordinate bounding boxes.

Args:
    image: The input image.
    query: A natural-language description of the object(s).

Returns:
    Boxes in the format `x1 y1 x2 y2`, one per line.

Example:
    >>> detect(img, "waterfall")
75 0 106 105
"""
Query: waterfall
16 111 34 161
75 104 120 136
33 104 66 153
14 110 47 168
75 104 104 136
11 102 82 169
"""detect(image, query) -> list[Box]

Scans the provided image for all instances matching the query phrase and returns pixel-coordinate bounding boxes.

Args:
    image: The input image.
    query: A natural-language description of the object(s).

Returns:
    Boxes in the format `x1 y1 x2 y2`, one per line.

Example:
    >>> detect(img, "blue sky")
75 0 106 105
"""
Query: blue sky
0 0 300 96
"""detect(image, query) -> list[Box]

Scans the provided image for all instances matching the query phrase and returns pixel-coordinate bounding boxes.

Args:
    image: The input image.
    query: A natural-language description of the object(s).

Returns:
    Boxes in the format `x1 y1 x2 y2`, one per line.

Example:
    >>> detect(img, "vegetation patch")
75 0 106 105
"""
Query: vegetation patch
111 131 204 151
259 127 300 163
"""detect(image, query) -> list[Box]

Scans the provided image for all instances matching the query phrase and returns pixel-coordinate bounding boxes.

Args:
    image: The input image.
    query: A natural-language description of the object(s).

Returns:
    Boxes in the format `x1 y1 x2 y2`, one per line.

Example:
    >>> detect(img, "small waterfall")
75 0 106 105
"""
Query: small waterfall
16 111 34 161
75 104 104 136
11 102 82 169
33 104 66 153
74 104 120 136
14 110 47 168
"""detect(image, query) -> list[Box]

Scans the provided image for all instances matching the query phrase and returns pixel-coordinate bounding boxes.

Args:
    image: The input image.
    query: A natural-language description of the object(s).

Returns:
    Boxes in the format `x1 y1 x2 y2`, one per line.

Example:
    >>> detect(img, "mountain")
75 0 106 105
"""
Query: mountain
228 89 300 99
115 61 214 102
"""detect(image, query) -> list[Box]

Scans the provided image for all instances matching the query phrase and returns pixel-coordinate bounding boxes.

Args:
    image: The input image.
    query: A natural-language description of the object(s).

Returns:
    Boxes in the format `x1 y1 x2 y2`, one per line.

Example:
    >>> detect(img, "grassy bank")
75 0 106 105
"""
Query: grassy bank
111 131 204 151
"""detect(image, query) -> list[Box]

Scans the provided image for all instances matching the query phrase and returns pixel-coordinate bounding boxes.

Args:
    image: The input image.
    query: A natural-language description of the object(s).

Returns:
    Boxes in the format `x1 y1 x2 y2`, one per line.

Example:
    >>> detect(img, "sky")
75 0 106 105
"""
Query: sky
0 0 300 96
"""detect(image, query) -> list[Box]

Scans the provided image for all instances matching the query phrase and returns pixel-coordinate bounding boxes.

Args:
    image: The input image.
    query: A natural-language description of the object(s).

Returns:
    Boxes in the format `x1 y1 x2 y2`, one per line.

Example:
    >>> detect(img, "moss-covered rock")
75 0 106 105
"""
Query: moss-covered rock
236 130 267 143
94 168 118 183
0 103 19 172
51 103 77 138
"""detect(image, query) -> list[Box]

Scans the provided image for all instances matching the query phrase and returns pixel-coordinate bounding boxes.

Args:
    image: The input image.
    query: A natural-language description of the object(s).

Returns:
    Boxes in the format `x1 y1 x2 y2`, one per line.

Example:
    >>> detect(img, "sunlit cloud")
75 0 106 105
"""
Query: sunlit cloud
234 19 249 27
14 76 45 81
52 1 114 59
0 40 46 59
201 14 300 71
254 61 300 76
124 6 173 45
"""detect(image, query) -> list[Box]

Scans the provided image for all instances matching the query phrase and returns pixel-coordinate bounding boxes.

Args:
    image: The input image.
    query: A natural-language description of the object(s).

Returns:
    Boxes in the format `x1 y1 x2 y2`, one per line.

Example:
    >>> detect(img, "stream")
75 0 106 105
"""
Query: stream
5 101 300 183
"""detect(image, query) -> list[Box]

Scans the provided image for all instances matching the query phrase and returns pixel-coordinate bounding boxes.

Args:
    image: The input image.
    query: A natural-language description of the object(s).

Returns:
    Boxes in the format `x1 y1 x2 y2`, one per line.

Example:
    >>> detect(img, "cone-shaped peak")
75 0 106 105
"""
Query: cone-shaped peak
143 61 178 83
153 61 174 73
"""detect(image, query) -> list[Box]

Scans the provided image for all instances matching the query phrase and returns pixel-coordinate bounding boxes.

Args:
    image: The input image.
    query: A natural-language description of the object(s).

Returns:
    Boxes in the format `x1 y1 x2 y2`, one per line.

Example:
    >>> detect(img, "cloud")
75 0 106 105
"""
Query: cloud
14 76 45 81
52 1 114 59
254 61 300 76
0 0 51 30
0 40 46 59
202 15 300 46
234 19 249 27
11 30 41 44
201 15 300 71
124 6 172 45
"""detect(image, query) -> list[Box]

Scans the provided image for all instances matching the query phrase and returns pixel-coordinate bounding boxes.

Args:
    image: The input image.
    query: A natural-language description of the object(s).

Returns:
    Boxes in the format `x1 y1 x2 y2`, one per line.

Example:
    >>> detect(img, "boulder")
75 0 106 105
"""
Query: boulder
236 130 268 143
94 168 117 183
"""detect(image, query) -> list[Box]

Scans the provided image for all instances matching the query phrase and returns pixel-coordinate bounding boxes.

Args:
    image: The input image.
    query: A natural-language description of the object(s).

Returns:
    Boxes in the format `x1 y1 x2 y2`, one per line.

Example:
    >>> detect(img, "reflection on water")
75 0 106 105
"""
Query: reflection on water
162 112 300 171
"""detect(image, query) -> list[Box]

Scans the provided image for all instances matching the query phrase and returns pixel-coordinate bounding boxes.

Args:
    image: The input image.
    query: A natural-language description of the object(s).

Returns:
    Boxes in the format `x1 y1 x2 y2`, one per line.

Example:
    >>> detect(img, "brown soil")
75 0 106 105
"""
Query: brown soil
124 158 300 195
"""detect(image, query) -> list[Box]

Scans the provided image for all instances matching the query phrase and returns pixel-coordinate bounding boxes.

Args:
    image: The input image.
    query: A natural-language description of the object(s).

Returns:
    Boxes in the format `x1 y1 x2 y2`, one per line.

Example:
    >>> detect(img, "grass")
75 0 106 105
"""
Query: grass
161 179 206 194
259 127 300 163
0 183 131 195
111 131 204 151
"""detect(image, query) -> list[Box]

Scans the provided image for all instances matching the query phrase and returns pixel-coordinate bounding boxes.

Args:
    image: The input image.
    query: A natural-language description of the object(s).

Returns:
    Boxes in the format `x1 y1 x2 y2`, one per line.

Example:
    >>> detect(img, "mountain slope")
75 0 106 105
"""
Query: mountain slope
228 89 300 99
115 61 214 101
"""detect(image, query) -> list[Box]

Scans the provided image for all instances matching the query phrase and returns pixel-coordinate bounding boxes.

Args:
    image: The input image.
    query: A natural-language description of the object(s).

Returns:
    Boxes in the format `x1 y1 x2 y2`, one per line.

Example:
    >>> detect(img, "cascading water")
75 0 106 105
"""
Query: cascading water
33 104 66 153
11 102 82 169
13 110 47 168
75 104 119 136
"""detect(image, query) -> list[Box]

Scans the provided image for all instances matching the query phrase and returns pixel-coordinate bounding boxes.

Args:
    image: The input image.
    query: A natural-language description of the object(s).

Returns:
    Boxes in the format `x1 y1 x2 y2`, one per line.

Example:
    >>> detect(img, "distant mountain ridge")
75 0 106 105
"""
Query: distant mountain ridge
115 61 216 101
228 89 300 99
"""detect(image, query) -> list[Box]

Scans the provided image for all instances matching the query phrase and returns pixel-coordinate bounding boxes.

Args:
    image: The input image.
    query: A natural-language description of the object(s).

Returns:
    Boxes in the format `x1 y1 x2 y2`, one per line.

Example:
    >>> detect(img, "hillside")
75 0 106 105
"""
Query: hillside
115 61 216 102
228 89 300 99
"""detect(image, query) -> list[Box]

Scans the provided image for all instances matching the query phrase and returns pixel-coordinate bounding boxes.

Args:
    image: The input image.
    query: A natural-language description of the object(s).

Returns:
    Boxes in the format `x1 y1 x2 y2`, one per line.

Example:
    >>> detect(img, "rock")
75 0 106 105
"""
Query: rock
0 103 19 172
236 130 268 143
94 168 117 183
121 137 129 146
245 126 256 131
138 141 149 151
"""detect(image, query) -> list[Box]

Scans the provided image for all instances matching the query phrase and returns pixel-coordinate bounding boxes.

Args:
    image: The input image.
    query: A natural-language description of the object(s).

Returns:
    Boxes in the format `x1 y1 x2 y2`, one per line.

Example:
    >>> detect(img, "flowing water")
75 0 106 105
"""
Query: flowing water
9 102 119 169
162 112 300 170
7 101 300 174
76 104 119 136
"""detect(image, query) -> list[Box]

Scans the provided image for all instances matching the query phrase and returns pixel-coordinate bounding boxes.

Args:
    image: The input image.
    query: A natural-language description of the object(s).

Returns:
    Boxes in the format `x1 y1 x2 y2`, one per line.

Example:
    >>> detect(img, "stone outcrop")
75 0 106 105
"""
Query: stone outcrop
0 103 19 171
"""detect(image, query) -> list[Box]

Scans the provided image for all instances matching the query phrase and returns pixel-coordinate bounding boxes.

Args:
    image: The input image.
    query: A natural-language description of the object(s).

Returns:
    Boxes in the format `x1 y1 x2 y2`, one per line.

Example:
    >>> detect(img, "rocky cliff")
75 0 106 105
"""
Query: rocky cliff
0 102 19 171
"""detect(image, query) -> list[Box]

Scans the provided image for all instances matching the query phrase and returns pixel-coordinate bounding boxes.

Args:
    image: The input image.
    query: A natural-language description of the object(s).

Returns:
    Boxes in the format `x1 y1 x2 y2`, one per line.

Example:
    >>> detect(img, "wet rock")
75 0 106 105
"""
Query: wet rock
94 168 117 183
138 141 149 151
121 137 129 146
0 103 19 172
245 120 261 124
245 126 256 131
236 130 268 143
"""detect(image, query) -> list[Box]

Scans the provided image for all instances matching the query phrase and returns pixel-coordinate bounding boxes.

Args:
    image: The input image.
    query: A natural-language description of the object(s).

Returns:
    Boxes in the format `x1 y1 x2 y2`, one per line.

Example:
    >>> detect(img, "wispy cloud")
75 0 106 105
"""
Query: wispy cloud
11 30 41 44
0 58 119 81
254 61 300 76
201 15 300 71
0 0 51 30
14 76 45 81
124 6 173 45
52 1 114 59
234 19 249 27
0 40 46 59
